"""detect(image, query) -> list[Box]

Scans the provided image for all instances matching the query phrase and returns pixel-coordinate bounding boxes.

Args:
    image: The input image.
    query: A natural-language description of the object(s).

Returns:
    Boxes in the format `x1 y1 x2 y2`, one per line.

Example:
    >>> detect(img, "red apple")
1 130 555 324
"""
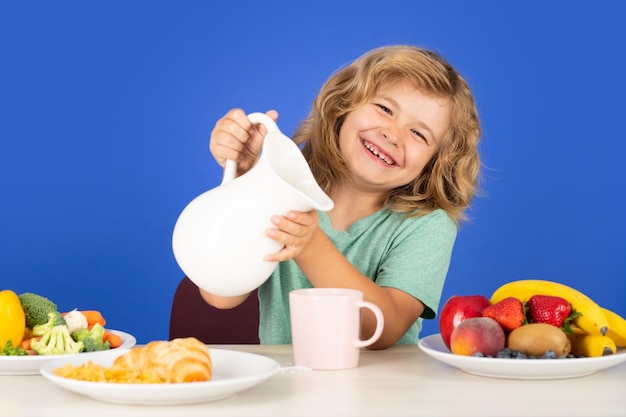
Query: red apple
439 294 491 349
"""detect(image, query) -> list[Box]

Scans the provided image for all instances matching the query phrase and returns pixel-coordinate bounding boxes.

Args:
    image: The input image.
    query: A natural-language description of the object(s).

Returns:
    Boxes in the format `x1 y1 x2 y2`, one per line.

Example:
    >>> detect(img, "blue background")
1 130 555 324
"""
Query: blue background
2 1 625 343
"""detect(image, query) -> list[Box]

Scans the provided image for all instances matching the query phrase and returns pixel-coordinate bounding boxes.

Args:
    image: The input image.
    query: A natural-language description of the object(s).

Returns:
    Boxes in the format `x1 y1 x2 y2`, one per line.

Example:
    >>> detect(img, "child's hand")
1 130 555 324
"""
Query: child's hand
264 210 319 262
209 108 278 175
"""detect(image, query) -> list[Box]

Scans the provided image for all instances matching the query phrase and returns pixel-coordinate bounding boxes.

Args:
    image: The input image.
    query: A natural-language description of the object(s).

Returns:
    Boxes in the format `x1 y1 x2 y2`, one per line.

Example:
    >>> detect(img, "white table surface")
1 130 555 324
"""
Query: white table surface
2 343 625 417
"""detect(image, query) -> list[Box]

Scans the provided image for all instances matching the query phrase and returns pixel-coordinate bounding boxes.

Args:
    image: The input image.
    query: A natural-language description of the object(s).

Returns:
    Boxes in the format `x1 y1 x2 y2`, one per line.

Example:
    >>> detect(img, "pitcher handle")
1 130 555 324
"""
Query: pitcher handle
222 112 281 184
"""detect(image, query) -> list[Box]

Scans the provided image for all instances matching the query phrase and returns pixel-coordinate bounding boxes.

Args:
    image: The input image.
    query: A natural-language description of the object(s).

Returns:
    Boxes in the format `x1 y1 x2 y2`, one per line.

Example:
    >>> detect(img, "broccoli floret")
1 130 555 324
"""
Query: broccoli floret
82 337 110 352
32 311 66 336
70 327 90 342
0 340 27 356
30 313 83 355
52 311 66 326
72 323 110 352
18 292 58 328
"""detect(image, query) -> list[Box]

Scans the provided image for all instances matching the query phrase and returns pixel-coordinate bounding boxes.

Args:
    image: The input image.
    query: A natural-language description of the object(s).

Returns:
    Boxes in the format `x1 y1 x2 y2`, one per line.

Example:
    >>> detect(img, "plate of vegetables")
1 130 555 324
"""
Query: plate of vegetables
0 291 136 375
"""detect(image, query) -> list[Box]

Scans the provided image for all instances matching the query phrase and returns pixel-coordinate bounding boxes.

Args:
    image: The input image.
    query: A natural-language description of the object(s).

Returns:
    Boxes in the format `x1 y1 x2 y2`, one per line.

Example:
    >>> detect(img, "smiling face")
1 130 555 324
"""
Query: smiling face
337 80 451 195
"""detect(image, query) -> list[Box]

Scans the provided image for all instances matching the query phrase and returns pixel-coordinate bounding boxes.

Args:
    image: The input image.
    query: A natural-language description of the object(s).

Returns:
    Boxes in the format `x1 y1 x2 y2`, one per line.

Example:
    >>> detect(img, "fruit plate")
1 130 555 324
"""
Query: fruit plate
39 348 281 405
0 330 136 375
418 333 626 380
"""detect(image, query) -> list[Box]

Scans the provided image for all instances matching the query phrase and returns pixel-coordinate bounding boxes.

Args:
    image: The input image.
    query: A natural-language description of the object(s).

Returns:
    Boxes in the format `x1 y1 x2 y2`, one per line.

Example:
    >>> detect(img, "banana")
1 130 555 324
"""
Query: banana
603 307 626 347
567 326 616 357
490 279 609 336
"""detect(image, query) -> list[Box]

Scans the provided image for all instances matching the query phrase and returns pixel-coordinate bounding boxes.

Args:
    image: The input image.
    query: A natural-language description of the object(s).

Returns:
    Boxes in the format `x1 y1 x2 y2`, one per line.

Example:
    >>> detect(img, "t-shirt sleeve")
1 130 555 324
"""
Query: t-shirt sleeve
374 209 457 319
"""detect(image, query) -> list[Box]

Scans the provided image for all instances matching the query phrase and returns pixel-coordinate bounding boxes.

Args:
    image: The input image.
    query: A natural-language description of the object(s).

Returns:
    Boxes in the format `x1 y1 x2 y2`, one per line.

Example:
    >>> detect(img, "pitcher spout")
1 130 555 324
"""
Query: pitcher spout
263 130 334 211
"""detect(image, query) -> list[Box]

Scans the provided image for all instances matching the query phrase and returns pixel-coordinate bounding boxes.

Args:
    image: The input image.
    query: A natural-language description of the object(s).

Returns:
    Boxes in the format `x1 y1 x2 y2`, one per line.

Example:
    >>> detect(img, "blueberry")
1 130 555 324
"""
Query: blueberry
510 349 527 359
496 348 512 358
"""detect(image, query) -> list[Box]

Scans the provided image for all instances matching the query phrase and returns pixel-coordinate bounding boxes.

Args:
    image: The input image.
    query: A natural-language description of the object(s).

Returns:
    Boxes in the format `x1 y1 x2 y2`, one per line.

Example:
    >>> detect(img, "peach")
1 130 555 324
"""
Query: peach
449 317 505 356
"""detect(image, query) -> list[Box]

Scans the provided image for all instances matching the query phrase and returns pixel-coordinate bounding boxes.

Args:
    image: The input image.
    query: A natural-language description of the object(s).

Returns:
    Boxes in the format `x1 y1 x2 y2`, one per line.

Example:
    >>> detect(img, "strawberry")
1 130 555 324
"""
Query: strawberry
481 297 525 332
525 294 580 334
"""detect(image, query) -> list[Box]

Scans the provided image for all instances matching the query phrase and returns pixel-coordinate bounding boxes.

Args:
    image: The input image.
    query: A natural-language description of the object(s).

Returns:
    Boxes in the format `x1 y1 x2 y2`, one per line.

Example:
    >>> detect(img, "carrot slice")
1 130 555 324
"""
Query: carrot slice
19 338 33 350
80 310 106 328
103 331 123 348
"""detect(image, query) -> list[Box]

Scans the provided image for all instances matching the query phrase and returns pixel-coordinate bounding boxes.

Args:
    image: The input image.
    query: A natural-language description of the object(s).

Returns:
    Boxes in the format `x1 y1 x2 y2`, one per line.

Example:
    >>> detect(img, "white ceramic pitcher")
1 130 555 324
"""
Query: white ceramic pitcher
172 113 334 296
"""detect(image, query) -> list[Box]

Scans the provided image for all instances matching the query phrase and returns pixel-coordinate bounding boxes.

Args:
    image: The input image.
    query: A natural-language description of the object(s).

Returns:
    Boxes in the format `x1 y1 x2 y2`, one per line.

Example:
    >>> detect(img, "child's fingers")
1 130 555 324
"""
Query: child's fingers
284 210 317 226
264 245 299 263
269 216 308 241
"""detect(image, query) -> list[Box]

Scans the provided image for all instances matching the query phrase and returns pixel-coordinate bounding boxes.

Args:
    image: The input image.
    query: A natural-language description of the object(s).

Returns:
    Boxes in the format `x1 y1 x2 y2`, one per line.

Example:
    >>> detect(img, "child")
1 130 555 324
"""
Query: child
201 45 481 349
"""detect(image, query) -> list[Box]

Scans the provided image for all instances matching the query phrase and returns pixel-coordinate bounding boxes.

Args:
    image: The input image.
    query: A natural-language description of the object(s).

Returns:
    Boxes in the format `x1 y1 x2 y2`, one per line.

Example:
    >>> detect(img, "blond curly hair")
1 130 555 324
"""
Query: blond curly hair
293 45 482 224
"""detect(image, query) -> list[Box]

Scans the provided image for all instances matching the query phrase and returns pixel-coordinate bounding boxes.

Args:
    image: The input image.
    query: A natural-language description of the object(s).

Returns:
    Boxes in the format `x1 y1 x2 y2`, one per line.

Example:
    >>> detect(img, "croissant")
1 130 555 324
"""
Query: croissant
112 337 212 383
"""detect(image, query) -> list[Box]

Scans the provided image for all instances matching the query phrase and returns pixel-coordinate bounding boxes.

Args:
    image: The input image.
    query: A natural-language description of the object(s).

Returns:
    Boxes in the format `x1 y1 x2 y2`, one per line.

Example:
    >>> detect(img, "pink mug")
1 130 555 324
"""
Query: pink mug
289 288 384 370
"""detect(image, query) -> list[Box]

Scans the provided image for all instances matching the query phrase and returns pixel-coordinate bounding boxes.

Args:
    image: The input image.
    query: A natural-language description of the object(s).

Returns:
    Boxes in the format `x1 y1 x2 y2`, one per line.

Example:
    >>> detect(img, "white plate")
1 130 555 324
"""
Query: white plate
0 330 136 375
39 348 280 405
418 333 626 380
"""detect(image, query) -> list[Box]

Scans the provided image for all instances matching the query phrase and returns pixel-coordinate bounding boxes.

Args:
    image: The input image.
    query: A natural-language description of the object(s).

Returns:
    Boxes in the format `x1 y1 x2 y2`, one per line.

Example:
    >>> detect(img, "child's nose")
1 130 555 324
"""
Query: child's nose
382 125 400 147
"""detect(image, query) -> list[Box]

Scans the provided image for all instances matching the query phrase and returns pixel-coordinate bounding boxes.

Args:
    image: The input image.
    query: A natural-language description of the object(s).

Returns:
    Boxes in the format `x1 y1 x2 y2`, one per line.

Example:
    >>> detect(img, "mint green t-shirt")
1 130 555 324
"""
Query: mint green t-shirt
257 208 457 345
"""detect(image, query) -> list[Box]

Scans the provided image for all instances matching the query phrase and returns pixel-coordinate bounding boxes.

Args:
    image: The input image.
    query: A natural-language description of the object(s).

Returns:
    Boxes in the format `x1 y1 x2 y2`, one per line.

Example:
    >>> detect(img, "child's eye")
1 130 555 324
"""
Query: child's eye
376 104 392 114
412 129 428 143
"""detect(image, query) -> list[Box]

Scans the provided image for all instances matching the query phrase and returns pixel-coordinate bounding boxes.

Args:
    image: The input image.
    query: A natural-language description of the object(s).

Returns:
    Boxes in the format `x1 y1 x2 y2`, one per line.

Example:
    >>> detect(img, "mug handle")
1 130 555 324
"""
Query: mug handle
222 112 280 185
355 301 385 348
